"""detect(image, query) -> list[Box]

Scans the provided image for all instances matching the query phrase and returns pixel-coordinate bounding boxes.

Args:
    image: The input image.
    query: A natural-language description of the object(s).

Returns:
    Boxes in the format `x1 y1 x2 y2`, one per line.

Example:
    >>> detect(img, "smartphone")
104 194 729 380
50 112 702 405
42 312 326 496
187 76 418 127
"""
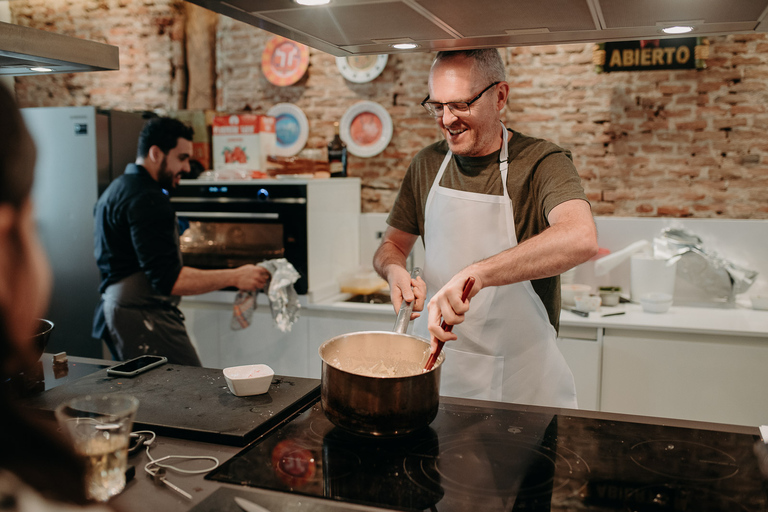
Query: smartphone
106 355 168 377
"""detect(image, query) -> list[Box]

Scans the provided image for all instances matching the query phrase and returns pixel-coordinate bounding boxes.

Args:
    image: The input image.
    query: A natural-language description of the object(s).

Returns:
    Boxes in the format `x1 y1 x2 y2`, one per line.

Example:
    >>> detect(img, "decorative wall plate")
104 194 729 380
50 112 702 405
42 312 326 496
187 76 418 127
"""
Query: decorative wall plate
335 54 388 83
340 101 393 158
267 103 309 157
261 36 310 86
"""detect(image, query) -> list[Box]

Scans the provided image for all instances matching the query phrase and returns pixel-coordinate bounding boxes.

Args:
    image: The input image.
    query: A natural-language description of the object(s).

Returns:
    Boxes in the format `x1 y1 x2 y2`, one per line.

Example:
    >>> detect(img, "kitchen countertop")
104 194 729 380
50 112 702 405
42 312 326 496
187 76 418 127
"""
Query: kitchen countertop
182 290 768 338
15 354 759 512
17 354 768 511
312 295 768 339
560 301 768 338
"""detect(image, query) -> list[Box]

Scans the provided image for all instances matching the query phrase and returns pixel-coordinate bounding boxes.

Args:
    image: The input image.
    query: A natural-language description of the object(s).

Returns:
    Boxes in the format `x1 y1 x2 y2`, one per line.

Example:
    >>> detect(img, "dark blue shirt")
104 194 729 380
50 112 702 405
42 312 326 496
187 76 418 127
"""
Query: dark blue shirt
93 164 182 296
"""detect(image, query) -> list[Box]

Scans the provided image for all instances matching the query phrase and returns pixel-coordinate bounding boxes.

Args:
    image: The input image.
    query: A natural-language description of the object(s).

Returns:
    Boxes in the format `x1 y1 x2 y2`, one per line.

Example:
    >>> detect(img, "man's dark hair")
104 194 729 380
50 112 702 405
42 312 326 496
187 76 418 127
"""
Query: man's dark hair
136 117 194 159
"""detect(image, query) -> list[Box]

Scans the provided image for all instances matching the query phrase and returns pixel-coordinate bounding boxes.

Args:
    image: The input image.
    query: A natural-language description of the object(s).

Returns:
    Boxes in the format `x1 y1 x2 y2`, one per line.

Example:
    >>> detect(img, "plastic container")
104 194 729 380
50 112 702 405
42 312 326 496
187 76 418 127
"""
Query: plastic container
599 287 621 307
640 293 673 313
223 364 274 396
561 284 591 306
630 254 677 302
574 295 602 312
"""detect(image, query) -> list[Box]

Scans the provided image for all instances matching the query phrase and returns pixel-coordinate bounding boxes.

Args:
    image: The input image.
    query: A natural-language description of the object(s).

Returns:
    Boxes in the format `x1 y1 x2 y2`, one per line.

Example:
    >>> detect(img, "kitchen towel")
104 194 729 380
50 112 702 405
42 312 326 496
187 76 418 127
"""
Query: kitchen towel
231 258 301 332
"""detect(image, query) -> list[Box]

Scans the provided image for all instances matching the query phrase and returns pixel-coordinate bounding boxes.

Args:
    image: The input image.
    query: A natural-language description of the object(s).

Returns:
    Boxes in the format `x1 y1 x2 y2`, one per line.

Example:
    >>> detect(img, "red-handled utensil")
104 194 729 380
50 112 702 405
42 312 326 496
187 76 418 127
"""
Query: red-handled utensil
424 276 475 371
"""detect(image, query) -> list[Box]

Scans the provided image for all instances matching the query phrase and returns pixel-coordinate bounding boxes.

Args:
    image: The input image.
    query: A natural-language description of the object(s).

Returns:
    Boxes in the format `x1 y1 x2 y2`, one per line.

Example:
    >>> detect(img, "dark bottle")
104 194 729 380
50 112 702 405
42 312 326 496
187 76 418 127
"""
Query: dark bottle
327 122 347 178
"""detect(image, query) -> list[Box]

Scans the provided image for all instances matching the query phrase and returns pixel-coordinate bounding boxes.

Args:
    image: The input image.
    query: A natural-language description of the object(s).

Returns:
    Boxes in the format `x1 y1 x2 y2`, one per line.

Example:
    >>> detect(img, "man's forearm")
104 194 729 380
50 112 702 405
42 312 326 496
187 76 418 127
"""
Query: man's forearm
469 220 598 288
170 267 237 296
373 239 409 280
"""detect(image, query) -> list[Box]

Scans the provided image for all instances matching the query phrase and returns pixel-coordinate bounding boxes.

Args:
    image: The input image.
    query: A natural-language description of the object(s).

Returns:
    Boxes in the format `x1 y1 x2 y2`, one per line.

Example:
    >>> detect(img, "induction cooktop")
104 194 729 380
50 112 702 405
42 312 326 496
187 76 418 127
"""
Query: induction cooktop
207 398 768 511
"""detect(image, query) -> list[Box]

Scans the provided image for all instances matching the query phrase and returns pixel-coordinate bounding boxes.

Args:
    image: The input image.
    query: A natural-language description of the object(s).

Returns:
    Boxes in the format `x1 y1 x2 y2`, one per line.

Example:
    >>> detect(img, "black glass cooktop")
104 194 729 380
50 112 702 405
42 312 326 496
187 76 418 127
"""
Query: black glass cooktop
207 398 768 511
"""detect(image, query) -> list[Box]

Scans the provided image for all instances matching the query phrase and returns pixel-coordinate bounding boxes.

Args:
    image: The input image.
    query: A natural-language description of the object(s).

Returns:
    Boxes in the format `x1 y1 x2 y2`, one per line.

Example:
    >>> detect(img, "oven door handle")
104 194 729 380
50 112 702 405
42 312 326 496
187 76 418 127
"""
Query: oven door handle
175 211 280 220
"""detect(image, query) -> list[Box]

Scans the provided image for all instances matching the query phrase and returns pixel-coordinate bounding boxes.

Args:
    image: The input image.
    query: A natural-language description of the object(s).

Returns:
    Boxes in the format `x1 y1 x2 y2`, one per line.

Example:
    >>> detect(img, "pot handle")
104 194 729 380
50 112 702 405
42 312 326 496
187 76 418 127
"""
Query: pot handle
393 267 422 335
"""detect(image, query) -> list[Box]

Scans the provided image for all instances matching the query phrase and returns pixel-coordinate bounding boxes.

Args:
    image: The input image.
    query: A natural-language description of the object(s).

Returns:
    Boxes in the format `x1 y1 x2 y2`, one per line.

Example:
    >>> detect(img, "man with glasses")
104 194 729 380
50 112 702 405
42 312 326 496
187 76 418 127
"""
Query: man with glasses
374 49 598 408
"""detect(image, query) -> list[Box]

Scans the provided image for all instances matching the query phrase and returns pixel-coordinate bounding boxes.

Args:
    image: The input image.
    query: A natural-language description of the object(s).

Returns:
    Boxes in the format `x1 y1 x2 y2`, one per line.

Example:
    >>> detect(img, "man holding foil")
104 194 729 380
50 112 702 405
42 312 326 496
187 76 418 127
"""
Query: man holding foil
93 117 270 365
374 49 598 407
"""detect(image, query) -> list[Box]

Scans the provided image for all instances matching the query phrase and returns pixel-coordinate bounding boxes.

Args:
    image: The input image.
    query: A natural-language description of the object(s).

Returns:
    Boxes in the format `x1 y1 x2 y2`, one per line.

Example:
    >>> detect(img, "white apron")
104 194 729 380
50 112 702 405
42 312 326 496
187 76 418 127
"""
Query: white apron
414 122 577 408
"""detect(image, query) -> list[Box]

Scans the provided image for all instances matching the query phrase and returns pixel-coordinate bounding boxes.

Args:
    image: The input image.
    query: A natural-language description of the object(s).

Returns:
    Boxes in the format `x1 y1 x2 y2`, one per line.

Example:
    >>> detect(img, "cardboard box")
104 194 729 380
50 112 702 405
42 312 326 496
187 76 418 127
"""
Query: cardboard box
168 110 215 170
212 114 276 174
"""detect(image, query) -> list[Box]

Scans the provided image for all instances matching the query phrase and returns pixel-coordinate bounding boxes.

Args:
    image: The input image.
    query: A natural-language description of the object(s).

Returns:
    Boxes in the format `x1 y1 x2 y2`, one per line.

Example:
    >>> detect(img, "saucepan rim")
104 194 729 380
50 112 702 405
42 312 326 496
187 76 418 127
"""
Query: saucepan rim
318 330 445 379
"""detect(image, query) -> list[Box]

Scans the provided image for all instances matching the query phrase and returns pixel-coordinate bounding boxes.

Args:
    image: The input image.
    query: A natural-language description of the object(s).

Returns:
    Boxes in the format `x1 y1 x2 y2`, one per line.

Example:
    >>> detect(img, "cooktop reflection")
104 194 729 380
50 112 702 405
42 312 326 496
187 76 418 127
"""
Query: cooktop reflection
207 399 767 511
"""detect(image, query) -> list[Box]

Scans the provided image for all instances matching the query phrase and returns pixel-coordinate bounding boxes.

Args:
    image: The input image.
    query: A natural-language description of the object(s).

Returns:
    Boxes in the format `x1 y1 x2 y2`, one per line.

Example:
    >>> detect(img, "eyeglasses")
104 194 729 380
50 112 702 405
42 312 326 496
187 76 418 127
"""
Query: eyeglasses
421 81 500 118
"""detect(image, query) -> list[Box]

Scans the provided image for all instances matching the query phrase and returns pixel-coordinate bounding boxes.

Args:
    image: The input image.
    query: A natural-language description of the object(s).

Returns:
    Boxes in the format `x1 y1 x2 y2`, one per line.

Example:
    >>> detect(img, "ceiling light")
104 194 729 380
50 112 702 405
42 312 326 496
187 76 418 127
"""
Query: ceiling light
29 67 53 72
662 26 694 34
294 0 330 5
390 43 419 50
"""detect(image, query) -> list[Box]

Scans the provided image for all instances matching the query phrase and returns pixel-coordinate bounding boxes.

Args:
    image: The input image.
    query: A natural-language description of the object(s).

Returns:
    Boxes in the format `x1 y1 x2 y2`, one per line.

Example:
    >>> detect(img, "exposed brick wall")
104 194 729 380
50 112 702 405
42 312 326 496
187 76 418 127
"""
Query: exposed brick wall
12 0 187 110
9 2 768 218
214 16 438 212
505 38 768 219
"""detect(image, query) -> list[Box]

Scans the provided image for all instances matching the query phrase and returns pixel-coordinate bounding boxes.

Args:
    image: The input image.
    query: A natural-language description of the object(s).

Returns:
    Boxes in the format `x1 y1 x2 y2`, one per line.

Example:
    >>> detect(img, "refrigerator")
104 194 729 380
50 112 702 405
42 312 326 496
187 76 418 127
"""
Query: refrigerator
21 106 146 358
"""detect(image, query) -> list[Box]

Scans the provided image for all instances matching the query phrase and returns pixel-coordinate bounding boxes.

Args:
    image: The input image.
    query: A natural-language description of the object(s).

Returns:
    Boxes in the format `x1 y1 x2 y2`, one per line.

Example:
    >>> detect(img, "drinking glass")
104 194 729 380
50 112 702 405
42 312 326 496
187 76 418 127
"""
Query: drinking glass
55 394 139 502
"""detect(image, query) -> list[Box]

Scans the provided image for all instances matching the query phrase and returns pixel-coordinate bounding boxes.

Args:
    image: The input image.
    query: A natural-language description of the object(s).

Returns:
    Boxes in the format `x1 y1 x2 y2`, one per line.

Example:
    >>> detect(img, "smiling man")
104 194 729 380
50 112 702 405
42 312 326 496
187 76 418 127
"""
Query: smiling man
93 117 270 365
374 49 598 407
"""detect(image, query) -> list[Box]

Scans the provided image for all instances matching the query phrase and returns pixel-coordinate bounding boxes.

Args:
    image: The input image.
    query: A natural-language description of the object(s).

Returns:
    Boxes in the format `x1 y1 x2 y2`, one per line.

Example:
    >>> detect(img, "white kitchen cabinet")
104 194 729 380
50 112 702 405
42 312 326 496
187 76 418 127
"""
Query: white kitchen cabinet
556 325 602 411
601 328 768 427
181 299 311 377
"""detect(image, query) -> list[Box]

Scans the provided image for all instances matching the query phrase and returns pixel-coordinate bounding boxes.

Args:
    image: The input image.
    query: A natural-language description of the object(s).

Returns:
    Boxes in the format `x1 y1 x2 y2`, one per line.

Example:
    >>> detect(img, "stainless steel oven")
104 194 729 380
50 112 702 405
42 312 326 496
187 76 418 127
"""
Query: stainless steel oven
171 179 360 299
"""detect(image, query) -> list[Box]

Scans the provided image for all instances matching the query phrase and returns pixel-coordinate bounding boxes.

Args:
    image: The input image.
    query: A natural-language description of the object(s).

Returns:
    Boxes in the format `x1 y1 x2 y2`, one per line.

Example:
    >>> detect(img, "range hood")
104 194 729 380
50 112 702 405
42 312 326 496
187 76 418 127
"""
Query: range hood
0 21 119 76
187 0 768 56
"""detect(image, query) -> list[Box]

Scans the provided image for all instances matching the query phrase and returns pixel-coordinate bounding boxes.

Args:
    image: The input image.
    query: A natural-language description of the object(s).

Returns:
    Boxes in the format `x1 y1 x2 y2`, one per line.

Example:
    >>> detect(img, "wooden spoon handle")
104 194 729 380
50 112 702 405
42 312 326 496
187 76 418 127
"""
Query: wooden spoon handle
424 276 475 371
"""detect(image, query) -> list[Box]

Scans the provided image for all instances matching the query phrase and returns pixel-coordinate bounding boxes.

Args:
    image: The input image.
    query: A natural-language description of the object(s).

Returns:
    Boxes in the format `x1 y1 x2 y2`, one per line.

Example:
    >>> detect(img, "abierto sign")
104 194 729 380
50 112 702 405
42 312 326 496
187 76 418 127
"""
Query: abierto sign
594 37 708 73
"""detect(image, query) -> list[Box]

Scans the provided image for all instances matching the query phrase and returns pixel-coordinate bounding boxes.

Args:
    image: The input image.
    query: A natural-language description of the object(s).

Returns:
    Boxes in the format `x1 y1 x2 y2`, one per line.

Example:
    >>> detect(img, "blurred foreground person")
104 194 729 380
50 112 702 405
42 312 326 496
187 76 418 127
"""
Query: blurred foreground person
0 84 114 511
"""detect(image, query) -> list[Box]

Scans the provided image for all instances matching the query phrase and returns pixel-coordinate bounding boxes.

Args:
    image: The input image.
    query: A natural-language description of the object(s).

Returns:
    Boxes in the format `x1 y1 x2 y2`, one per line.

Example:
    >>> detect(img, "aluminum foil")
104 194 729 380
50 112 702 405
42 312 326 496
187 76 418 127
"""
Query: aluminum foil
230 258 301 332
260 258 302 332
653 227 758 299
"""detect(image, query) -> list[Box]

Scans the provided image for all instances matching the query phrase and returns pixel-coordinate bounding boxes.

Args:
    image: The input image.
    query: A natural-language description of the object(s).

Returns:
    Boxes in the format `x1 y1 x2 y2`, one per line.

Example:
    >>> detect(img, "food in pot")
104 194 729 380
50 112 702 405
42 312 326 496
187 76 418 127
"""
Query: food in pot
326 354 426 378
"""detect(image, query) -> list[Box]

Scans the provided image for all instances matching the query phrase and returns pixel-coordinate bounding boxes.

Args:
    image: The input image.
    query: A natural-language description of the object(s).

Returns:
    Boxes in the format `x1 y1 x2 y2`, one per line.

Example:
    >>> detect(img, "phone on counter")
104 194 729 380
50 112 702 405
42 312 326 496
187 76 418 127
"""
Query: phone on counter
106 355 168 378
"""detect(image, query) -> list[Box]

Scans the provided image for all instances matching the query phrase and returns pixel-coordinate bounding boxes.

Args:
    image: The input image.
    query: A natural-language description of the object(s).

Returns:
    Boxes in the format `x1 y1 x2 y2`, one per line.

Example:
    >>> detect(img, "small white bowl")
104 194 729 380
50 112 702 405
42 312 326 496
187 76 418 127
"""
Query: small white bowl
561 284 592 306
223 364 274 396
574 295 602 312
751 295 768 311
640 292 673 314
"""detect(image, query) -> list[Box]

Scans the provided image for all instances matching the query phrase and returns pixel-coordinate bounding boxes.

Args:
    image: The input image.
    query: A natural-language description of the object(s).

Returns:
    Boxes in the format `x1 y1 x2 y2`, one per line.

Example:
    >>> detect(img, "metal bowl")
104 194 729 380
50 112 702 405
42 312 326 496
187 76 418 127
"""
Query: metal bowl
31 319 54 359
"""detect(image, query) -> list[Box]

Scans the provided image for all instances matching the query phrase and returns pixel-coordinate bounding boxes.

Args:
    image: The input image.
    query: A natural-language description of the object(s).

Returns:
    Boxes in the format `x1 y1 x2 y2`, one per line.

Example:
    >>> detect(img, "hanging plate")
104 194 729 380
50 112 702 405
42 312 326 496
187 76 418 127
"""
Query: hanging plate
340 101 393 158
335 54 388 83
267 103 309 157
261 36 310 86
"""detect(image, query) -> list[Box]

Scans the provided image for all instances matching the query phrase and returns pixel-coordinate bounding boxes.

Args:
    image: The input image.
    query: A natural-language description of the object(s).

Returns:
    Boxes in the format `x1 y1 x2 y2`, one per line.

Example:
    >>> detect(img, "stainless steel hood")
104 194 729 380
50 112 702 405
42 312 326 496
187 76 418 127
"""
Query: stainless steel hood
0 21 119 76
187 0 768 56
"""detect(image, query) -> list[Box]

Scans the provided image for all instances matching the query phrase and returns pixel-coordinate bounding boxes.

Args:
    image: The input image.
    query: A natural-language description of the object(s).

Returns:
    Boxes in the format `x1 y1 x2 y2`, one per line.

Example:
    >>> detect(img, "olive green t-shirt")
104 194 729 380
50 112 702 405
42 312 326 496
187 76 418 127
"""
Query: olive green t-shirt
387 129 589 332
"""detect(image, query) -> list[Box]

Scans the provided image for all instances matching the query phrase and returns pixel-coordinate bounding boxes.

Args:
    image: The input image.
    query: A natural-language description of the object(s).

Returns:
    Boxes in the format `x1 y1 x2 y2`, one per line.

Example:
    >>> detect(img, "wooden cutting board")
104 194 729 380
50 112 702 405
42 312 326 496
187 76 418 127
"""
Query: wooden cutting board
23 364 320 446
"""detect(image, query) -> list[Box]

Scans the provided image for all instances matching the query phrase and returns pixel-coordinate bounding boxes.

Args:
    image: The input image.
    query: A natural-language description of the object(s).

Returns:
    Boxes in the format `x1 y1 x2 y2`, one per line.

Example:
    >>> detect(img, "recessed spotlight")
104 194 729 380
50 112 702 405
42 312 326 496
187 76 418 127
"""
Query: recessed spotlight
294 0 330 5
662 25 694 34
390 43 419 50
29 67 53 72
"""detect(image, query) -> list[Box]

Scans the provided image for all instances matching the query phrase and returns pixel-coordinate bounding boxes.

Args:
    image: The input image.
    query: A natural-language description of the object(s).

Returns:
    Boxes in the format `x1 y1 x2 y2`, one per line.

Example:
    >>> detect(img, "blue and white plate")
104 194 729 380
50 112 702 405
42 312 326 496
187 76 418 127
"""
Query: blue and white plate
267 103 309 157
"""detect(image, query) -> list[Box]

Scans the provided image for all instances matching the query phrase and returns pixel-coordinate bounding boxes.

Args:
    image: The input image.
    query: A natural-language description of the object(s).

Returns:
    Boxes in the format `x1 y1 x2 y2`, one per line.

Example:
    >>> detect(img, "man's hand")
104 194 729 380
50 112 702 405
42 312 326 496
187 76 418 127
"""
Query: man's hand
386 265 426 321
234 264 270 291
427 272 480 349
373 226 423 320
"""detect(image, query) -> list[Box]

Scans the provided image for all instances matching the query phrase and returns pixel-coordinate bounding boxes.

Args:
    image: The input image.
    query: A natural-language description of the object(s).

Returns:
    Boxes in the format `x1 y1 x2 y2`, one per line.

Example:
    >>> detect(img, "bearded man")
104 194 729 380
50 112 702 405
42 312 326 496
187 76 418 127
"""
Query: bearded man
93 117 269 365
